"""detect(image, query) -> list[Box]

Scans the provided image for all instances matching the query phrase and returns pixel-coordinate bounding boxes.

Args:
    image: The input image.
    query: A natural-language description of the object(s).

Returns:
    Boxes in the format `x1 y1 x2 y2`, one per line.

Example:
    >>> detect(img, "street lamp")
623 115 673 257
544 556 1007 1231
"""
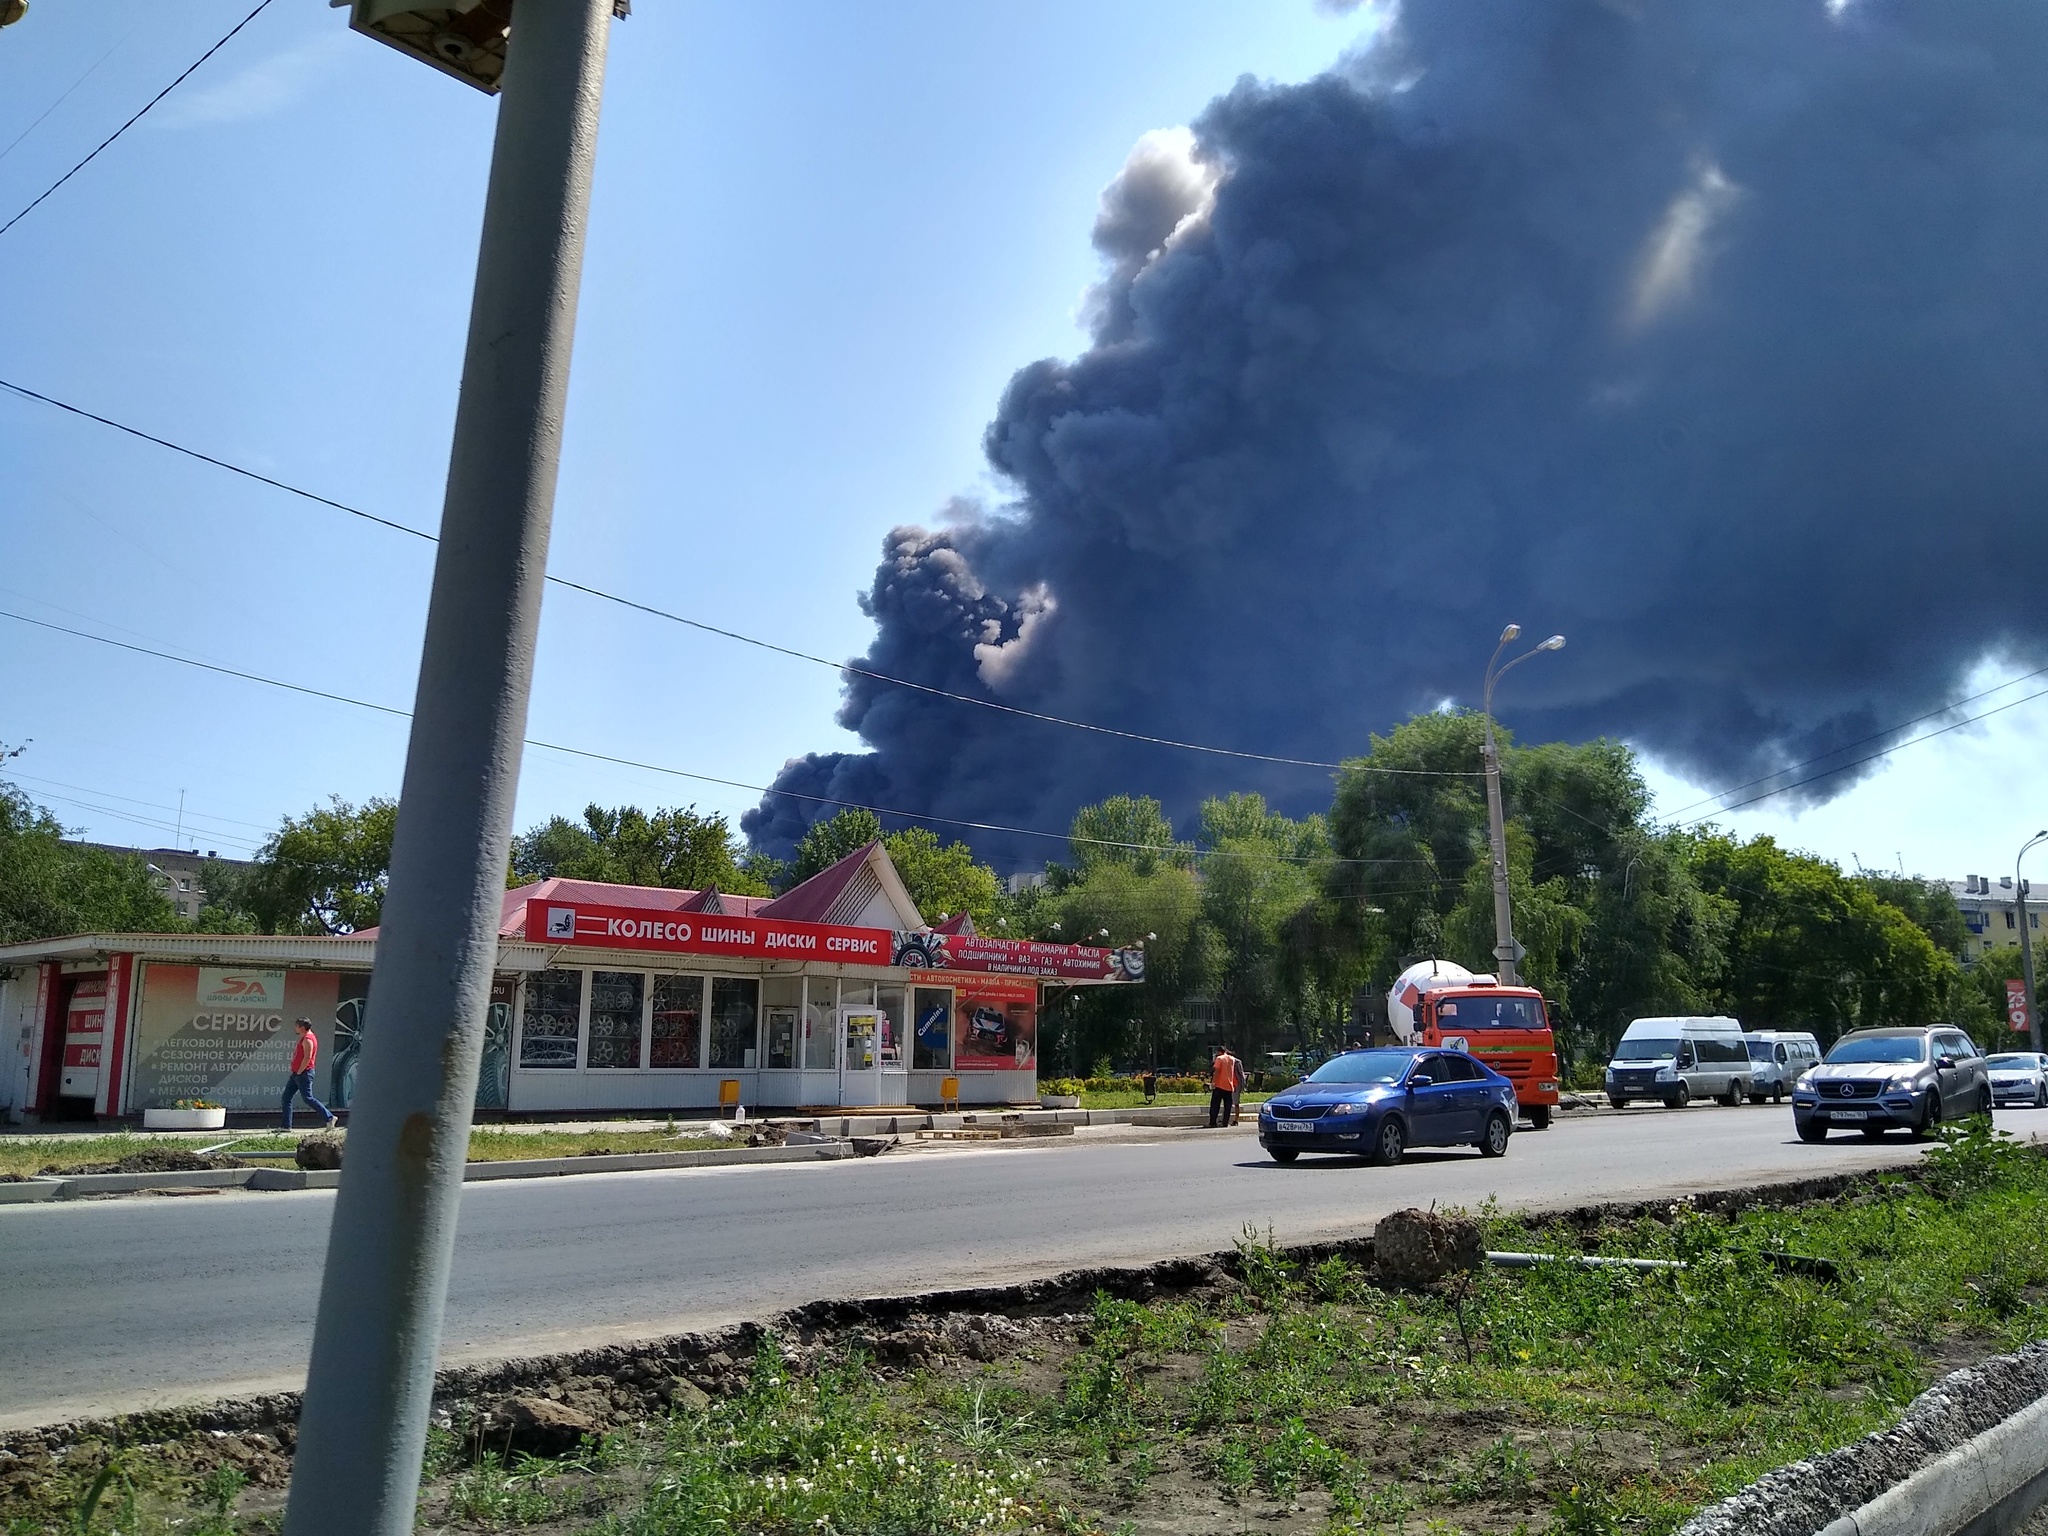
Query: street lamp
2018 831 2047 1053
286 4 619 1535
1480 625 1565 986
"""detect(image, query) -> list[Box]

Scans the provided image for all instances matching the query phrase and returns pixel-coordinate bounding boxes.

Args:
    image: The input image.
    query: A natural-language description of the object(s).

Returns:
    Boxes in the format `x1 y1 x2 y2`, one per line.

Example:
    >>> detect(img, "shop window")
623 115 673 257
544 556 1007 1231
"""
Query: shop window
521 969 582 1069
587 971 644 1069
650 974 703 1069
762 976 800 1069
877 985 907 1066
709 977 760 1069
802 977 836 1070
912 987 952 1070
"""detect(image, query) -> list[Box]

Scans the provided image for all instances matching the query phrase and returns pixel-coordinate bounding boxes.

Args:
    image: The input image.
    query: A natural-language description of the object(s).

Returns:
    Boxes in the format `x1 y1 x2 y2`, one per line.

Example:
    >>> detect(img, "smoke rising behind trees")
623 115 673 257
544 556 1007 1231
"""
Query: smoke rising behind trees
746 0 2048 867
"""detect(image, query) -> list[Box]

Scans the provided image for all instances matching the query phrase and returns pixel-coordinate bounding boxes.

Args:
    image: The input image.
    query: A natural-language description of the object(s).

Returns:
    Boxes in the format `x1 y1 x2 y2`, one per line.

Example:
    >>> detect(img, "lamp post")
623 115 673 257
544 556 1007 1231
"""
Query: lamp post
2019 831 2047 1053
285 4 616 1533
1480 625 1565 986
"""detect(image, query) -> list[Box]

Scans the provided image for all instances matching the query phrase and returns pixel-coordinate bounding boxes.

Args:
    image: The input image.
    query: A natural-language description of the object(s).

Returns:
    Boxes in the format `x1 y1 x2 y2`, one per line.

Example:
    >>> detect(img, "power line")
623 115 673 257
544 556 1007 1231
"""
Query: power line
1675 681 2048 825
1663 662 2048 820
0 376 1482 779
0 23 138 167
0 0 279 240
0 606 1430 865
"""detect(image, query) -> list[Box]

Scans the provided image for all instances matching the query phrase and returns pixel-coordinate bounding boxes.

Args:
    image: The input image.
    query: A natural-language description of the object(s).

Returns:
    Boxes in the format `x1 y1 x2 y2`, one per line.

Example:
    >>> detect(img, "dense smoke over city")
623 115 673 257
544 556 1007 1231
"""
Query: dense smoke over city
745 0 2048 868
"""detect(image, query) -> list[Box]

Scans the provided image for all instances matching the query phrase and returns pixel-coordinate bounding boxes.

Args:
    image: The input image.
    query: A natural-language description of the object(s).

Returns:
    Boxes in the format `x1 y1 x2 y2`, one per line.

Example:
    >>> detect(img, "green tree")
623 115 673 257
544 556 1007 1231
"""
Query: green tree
1051 857 1210 1073
1682 832 1964 1039
789 808 884 885
235 796 399 934
880 826 1002 927
1068 794 1190 876
1199 794 1326 1059
0 783 181 941
511 804 767 896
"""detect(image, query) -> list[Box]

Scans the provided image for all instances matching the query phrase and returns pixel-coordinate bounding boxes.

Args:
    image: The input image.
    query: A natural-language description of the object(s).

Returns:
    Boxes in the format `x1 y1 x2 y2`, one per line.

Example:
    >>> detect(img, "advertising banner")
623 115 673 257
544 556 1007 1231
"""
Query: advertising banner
891 929 1138 981
932 971 1038 1070
130 965 340 1111
59 974 105 1099
2008 977 2035 1036
529 899 890 965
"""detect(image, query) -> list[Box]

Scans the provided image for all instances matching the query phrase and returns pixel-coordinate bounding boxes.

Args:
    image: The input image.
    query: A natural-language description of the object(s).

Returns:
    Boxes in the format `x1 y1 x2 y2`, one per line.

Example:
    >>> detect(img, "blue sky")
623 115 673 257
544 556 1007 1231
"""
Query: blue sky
1 0 2042 884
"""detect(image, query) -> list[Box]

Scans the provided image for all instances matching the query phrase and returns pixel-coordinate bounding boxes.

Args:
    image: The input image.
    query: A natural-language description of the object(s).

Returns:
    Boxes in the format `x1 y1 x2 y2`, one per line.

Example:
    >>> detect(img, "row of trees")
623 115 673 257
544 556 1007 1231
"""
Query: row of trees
3 712 2036 1074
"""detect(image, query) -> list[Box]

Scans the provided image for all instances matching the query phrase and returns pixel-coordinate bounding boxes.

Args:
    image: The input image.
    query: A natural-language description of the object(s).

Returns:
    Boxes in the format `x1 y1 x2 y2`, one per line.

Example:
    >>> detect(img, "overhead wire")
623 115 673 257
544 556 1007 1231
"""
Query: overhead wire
0 607 1435 867
0 22 139 167
0 0 280 239
0 377 1482 778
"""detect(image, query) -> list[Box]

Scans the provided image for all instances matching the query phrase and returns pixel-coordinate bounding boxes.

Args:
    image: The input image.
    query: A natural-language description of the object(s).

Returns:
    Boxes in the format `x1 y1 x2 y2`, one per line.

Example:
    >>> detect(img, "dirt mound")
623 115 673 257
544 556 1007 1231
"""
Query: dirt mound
1374 1207 1483 1287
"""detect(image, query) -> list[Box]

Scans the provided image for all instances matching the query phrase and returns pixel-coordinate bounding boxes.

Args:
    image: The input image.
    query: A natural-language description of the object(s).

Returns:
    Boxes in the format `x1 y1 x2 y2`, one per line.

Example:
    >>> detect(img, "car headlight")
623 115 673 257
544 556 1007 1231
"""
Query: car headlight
1794 1074 1815 1092
1655 1065 1677 1080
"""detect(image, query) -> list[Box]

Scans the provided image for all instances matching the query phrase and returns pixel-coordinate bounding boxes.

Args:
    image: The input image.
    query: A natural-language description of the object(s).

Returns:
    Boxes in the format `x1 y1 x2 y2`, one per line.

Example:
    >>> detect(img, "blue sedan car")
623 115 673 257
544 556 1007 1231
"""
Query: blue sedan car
1258 1047 1518 1165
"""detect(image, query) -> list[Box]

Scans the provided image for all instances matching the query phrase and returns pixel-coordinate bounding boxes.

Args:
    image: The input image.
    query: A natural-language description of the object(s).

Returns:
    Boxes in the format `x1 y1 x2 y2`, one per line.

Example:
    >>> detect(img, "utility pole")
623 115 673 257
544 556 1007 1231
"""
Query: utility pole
284 4 614 1533
2020 831 2047 1054
1480 626 1565 987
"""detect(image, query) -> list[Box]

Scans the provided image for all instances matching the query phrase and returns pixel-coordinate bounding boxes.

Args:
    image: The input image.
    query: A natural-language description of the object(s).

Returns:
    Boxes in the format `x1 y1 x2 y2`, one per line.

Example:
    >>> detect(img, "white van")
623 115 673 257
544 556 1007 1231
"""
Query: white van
1605 1016 1752 1109
1741 1030 1821 1103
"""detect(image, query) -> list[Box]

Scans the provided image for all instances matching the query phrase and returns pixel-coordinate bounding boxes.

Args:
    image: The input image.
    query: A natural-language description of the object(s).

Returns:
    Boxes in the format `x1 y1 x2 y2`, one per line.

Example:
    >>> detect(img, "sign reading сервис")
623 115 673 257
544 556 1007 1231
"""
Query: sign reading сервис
526 899 890 964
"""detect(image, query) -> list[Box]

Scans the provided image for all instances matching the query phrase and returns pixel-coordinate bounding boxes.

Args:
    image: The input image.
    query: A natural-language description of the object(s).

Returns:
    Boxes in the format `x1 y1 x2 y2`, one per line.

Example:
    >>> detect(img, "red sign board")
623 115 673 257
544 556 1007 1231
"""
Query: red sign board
527 899 890 965
2007 978 2035 1036
895 929 1131 980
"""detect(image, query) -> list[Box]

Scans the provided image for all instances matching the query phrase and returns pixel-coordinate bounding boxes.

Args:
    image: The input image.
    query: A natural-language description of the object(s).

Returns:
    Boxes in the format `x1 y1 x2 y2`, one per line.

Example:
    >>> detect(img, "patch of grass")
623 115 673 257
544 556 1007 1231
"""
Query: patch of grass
462 1129 728 1162
0 1134 295 1179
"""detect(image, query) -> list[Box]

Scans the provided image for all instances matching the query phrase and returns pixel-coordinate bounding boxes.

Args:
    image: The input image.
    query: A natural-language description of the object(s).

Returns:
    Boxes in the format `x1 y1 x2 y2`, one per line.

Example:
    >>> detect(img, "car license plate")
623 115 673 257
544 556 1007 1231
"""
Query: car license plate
1273 1120 1314 1133
1830 1109 1868 1121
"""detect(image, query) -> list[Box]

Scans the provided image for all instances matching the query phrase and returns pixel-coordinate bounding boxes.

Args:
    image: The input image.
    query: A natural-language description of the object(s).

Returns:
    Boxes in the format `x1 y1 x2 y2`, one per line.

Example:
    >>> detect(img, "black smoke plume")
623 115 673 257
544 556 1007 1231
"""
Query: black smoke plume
746 0 2048 868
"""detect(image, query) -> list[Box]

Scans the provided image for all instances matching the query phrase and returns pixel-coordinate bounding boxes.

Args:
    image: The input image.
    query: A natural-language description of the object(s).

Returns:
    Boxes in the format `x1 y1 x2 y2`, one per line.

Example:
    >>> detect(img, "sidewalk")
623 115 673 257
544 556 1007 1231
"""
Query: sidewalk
0 1104 1221 1204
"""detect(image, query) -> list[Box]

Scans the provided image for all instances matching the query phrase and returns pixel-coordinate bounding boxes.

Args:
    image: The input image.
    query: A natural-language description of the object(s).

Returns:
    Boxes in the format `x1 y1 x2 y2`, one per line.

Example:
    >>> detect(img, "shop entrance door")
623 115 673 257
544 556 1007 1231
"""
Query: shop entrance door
58 975 107 1106
839 1008 882 1106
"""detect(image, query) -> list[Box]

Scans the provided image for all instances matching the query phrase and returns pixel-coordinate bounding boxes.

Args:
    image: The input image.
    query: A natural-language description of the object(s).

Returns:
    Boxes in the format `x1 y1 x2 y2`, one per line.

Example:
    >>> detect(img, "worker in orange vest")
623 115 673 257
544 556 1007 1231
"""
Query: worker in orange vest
1209 1046 1240 1128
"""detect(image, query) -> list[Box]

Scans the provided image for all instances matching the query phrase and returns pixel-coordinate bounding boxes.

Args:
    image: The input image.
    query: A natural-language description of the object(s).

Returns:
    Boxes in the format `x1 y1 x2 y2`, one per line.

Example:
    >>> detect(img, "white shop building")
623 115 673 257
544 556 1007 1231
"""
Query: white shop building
1 841 1139 1124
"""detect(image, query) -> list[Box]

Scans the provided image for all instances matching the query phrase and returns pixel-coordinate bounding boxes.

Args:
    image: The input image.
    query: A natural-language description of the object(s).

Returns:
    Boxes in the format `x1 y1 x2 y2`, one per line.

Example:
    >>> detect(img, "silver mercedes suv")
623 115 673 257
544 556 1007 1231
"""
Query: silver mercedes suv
1792 1026 1991 1143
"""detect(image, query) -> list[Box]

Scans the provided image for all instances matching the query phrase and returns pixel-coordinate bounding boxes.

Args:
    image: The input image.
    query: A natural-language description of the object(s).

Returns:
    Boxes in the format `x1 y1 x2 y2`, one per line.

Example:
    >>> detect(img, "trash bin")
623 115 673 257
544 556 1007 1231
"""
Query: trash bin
1140 1070 1158 1103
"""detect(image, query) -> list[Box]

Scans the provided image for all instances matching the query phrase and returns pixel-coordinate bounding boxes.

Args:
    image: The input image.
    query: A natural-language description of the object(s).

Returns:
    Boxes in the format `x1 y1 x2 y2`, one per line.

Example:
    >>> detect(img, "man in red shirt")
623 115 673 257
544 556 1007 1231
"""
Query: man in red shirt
283 1017 337 1130
1209 1045 1240 1128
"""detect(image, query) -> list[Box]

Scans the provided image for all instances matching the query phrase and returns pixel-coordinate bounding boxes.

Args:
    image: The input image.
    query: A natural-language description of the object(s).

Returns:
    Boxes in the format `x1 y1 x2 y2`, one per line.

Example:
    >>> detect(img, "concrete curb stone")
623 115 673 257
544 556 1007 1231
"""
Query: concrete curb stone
1677 1342 2048 1536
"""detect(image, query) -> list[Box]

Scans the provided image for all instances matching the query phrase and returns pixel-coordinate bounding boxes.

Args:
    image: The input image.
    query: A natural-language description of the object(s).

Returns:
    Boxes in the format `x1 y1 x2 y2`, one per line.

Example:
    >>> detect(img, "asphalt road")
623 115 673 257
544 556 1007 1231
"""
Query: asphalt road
0 1104 1980 1429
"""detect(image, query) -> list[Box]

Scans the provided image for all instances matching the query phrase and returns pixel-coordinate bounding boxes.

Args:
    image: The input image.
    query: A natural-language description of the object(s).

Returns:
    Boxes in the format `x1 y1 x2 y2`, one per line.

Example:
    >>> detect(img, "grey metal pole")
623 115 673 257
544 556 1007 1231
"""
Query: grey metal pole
284 4 611 1532
1481 708 1519 986
2019 833 2046 1054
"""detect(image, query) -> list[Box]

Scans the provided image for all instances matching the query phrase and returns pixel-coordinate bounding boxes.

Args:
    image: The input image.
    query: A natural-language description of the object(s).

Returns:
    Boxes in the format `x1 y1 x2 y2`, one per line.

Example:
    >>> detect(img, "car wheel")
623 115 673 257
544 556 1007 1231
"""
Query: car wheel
1608 1096 1628 1110
1911 1091 1941 1141
1527 1105 1552 1130
1478 1111 1511 1158
1372 1117 1406 1167
1797 1121 1828 1143
1666 1082 1691 1109
1269 1147 1300 1165
2037 1082 2047 1109
1747 1091 1767 1105
1773 1085 1785 1104
1979 1087 1993 1118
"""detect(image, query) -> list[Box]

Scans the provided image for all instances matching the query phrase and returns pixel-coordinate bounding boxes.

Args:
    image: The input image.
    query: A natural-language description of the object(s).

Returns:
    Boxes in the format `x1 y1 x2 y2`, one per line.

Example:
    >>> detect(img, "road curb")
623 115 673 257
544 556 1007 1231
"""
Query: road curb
3 1140 860 1201
1677 1342 2048 1536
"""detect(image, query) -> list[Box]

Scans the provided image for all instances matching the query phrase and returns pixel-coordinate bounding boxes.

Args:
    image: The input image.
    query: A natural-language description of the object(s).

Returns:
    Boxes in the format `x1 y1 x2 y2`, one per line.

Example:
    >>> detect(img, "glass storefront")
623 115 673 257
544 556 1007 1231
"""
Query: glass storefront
522 969 582 1068
514 968 967 1084
650 974 702 1068
708 977 760 1070
587 971 644 1069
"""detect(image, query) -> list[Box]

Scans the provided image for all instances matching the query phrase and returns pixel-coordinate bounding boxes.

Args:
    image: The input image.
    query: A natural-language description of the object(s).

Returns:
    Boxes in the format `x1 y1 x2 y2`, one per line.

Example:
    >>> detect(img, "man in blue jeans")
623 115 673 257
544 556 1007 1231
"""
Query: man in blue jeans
283 1017 337 1130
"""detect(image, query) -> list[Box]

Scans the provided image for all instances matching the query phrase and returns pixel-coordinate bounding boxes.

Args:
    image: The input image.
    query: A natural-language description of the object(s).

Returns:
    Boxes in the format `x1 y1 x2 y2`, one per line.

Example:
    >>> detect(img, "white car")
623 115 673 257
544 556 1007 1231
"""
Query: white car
1985 1051 2048 1109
